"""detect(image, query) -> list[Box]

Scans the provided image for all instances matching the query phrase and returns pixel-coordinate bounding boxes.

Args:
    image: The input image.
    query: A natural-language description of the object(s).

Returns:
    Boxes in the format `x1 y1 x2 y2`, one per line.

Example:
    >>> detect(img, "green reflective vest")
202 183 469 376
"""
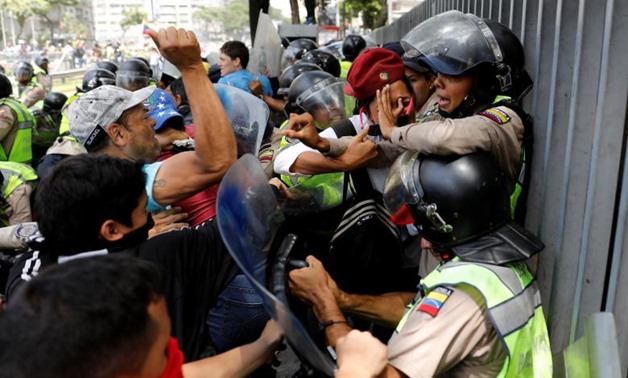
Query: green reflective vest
340 60 351 80
58 92 80 138
277 120 345 209
0 161 37 226
402 257 553 377
339 61 355 117
0 98 33 164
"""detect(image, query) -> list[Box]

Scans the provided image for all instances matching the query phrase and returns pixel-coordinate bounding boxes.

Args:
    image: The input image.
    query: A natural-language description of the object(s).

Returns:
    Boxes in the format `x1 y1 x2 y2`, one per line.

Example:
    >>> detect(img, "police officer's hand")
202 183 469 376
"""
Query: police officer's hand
146 27 203 72
336 126 378 170
249 79 263 97
376 84 406 140
282 113 329 151
148 207 189 239
288 255 334 306
336 330 388 378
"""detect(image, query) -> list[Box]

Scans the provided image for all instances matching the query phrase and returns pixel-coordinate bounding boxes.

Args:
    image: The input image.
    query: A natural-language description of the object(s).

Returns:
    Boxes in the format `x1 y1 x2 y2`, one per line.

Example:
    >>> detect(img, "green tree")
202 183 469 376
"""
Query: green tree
120 7 147 36
34 0 80 42
0 0 48 40
62 12 88 39
222 0 249 37
194 0 248 39
344 0 388 30
193 6 224 40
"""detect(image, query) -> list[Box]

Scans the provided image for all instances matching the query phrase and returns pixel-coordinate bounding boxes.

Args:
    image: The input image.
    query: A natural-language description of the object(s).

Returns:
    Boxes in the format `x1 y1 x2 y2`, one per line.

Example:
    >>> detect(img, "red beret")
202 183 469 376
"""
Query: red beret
344 47 406 101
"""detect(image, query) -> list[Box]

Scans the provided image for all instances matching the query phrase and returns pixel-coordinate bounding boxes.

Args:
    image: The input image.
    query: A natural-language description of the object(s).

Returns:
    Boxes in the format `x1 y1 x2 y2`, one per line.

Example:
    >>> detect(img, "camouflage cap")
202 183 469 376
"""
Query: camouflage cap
67 85 155 150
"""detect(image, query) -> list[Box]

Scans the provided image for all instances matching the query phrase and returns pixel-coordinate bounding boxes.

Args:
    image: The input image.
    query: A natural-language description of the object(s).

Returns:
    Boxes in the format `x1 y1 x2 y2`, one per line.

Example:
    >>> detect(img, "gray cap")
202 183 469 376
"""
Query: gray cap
67 85 155 149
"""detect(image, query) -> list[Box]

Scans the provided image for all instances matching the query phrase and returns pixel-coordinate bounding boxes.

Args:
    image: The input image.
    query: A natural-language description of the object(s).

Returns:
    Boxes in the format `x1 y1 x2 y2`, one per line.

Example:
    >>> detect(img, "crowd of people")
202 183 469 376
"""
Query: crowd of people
0 9 552 378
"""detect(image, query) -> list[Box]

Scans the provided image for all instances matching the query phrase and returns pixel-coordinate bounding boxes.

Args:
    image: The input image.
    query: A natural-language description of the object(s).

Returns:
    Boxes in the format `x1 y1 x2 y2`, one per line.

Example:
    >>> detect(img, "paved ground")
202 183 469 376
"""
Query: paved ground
276 344 302 377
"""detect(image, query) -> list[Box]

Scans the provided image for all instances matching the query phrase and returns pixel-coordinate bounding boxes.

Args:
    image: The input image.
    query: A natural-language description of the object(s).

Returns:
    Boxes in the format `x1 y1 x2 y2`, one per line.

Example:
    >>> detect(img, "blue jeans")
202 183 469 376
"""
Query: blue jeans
206 274 270 353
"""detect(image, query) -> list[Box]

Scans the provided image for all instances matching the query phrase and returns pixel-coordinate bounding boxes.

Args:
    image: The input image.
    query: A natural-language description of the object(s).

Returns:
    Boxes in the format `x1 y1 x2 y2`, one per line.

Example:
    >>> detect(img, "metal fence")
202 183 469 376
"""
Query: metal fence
372 0 628 375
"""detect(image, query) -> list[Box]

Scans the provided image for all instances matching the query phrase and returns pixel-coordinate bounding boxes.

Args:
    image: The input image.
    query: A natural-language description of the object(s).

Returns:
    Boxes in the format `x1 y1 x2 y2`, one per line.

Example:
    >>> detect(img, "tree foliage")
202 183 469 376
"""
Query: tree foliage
120 7 147 32
344 0 388 30
0 0 48 39
62 12 88 38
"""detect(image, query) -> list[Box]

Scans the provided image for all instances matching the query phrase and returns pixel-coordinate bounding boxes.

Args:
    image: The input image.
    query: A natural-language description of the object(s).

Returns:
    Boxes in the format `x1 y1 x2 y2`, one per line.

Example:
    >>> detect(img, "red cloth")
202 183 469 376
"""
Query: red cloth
157 125 218 225
160 337 184 378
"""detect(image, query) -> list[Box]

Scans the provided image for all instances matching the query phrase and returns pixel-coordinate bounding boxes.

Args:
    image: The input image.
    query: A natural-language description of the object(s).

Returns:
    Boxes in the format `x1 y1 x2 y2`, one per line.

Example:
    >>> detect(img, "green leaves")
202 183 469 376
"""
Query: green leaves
120 7 147 32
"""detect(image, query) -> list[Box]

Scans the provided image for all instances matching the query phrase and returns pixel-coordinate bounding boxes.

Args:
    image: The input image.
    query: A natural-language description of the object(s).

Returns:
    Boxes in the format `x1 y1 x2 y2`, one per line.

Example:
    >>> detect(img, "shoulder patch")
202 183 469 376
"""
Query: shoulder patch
258 149 274 163
417 287 453 317
478 108 511 125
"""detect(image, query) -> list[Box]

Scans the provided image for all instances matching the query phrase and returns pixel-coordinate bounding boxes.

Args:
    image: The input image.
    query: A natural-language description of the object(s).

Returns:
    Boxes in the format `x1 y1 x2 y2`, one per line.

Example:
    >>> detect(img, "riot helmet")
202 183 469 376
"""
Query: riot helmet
281 38 319 70
14 61 34 84
131 56 153 76
320 40 345 60
35 56 49 70
0 73 12 98
285 71 346 128
80 68 116 92
482 18 533 100
342 35 367 62
300 50 341 77
43 92 68 114
383 151 543 262
116 58 151 90
402 10 531 100
277 62 322 96
93 60 119 75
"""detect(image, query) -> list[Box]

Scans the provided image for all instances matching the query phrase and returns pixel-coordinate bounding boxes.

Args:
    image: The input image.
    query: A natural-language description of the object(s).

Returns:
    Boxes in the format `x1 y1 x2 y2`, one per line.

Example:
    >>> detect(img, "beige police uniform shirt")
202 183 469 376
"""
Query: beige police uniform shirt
6 183 33 224
18 84 45 109
389 106 523 185
324 104 522 184
388 285 507 378
0 104 20 160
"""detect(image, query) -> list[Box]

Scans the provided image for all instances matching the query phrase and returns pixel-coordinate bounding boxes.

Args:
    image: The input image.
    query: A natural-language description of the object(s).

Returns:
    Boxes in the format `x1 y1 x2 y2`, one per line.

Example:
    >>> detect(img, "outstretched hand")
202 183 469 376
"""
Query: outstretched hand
146 27 203 72
336 126 378 170
282 113 328 152
377 84 405 140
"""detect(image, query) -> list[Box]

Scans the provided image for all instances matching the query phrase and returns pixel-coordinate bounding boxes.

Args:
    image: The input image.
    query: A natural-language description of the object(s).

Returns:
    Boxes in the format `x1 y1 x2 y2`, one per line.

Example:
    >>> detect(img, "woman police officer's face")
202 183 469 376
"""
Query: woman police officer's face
433 73 475 114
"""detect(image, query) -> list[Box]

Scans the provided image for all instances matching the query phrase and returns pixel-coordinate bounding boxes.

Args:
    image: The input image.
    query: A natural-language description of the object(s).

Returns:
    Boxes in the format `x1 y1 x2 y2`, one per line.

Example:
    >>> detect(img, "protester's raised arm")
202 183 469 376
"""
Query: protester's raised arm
147 27 236 205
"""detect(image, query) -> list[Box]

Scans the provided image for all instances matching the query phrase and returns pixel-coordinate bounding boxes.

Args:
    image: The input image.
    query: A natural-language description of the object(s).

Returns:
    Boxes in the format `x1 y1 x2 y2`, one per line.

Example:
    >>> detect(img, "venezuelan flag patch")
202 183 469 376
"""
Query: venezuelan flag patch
417 287 453 317
478 108 511 125
258 148 274 163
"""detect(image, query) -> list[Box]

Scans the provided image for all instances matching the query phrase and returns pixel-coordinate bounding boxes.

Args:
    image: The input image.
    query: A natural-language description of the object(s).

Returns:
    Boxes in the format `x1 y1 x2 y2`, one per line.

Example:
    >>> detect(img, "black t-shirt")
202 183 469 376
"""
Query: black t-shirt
5 219 238 360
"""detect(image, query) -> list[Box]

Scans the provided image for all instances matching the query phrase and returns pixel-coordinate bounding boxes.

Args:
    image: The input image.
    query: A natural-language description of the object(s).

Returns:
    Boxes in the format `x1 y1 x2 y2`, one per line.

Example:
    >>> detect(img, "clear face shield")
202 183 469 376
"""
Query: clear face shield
384 151 455 239
281 46 303 71
115 71 151 91
296 77 346 129
383 151 422 221
16 67 33 83
401 10 502 75
320 41 345 60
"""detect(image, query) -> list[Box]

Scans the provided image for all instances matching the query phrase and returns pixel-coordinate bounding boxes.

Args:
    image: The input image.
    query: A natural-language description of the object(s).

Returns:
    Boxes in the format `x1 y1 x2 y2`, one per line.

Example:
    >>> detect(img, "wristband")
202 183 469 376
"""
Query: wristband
319 319 348 330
